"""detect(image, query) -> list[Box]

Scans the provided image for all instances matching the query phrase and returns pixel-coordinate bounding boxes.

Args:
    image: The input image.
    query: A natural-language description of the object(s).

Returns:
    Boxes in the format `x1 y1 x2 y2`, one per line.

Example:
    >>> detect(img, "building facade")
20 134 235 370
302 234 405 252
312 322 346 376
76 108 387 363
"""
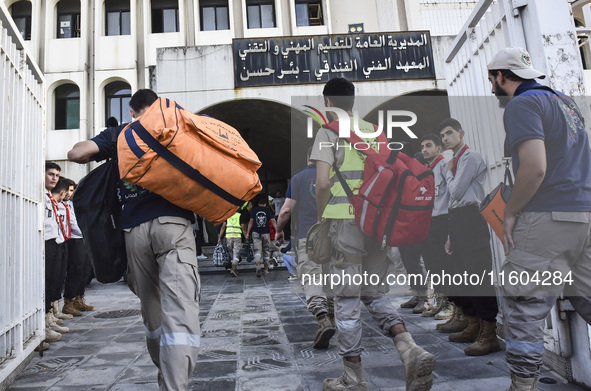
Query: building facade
3 0 481 185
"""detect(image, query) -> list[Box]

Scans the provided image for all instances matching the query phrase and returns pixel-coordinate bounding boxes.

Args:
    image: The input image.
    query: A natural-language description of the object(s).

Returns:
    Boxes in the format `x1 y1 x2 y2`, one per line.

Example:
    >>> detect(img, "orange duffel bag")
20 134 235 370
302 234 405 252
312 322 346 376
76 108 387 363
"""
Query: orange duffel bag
479 164 513 241
118 98 262 224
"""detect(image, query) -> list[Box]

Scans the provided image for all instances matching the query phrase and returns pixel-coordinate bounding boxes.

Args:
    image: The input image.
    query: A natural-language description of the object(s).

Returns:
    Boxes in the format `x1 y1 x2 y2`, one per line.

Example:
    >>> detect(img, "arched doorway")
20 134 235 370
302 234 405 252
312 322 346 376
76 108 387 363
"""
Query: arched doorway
198 98 310 196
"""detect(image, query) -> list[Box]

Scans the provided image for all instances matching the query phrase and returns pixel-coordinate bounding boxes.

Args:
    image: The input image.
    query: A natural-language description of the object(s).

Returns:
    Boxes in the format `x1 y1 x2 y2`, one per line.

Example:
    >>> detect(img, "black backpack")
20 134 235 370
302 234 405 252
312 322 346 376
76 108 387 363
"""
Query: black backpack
73 128 127 283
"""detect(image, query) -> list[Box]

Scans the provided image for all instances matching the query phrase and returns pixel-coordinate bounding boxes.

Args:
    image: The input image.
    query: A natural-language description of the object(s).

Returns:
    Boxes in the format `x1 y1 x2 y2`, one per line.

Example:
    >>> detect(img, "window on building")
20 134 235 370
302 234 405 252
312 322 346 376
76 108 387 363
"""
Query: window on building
200 0 229 31
57 0 81 38
55 84 80 130
10 1 32 40
246 0 275 29
105 0 130 36
151 0 179 33
105 81 132 125
295 1 323 26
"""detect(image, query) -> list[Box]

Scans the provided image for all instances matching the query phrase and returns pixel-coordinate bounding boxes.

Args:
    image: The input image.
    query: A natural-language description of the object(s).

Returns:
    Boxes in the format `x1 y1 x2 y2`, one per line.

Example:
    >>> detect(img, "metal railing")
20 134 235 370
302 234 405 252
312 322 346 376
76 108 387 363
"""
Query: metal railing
0 0 45 385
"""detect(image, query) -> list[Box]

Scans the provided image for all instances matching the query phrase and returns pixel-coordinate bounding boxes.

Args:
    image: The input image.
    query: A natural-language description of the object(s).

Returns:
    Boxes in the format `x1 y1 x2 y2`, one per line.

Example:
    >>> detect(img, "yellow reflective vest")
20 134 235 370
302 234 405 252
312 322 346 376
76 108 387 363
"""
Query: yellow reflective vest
322 118 380 219
225 212 242 238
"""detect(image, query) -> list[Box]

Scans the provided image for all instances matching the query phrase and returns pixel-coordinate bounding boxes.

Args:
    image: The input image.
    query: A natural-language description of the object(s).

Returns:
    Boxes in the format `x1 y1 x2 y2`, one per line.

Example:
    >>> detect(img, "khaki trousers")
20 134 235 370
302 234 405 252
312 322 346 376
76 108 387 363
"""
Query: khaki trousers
226 237 242 266
252 232 272 268
328 219 404 357
296 238 331 316
125 216 201 391
502 212 591 377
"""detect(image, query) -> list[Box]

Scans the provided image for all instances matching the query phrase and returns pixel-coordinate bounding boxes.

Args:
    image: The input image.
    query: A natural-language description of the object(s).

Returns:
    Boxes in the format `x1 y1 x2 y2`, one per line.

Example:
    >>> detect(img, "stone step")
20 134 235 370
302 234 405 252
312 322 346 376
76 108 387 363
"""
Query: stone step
197 245 288 275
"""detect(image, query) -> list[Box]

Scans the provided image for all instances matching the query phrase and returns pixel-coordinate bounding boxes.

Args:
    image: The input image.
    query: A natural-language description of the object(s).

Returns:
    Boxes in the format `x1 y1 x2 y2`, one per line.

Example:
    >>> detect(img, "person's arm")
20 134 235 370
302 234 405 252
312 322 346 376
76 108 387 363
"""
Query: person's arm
315 161 331 221
446 153 483 201
246 218 253 242
68 140 100 163
276 198 293 233
218 222 226 243
270 216 277 234
503 139 546 254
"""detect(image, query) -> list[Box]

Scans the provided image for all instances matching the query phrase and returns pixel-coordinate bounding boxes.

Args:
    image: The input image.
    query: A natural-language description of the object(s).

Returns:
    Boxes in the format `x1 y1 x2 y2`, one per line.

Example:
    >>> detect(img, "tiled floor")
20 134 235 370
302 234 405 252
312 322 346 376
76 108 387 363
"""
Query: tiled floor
7 269 588 391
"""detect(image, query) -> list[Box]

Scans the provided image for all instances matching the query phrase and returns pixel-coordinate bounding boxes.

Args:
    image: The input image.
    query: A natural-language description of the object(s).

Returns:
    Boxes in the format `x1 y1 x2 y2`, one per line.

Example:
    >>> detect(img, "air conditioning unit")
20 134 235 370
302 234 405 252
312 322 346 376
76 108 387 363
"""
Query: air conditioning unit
308 3 322 26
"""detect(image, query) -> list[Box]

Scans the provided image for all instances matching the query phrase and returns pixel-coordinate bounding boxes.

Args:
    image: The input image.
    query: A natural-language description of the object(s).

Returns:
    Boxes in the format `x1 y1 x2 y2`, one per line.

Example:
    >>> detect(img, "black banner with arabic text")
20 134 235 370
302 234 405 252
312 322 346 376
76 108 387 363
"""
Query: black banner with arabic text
233 31 435 87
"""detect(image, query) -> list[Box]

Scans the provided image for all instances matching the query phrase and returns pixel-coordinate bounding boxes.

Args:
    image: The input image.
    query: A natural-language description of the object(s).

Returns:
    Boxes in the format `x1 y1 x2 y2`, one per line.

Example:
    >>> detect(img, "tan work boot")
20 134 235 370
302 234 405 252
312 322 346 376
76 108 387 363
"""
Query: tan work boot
230 264 238 277
323 358 368 391
436 305 467 333
255 261 262 277
62 298 83 316
44 323 62 343
449 316 479 343
506 372 538 391
465 319 501 356
46 312 69 334
53 300 73 320
412 296 428 314
421 294 444 317
314 313 336 349
400 295 421 309
49 308 64 325
264 263 270 276
393 332 436 391
434 299 454 320
74 295 94 311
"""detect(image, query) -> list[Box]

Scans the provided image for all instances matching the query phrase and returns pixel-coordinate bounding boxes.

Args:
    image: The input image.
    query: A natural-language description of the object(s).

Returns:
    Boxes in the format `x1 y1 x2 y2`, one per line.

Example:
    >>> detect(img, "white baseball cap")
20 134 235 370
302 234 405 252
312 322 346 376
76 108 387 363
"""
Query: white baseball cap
487 47 546 79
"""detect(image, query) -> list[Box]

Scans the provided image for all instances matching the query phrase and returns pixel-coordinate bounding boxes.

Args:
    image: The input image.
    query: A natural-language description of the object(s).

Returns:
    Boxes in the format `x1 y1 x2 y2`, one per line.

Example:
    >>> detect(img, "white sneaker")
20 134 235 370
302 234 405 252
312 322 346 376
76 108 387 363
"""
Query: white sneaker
197 254 207 260
288 274 298 281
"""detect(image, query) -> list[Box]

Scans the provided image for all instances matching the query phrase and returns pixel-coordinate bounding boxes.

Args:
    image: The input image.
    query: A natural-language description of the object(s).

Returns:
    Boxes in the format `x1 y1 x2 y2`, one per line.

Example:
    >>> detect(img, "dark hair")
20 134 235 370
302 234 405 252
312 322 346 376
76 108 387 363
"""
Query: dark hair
420 133 442 147
257 194 268 205
306 146 313 160
488 69 526 83
437 118 463 133
51 177 70 194
323 78 355 111
129 89 158 113
45 162 61 172
106 116 119 127
64 178 76 188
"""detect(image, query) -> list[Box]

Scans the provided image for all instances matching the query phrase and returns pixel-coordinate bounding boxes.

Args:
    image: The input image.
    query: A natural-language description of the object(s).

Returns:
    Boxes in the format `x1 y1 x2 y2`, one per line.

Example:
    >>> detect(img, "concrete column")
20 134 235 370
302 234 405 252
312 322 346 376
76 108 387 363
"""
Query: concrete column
517 0 584 94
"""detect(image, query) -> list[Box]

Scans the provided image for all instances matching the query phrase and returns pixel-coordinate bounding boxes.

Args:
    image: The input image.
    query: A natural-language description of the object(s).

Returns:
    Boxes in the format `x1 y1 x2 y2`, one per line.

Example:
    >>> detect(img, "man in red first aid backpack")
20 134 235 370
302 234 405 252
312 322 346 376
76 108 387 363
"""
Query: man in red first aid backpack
310 77 436 391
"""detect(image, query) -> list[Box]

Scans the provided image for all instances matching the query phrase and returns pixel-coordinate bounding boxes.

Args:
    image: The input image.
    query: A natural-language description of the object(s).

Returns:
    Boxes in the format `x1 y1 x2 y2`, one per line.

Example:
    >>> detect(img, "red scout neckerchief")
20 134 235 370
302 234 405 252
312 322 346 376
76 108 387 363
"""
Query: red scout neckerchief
428 154 444 169
452 144 469 176
46 193 68 241
61 201 72 240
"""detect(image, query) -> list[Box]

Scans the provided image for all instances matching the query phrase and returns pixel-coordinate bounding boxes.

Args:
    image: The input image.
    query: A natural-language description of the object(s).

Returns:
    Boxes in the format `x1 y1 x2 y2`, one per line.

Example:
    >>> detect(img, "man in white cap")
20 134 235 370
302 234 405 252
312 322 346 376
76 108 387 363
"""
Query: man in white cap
487 47 591 391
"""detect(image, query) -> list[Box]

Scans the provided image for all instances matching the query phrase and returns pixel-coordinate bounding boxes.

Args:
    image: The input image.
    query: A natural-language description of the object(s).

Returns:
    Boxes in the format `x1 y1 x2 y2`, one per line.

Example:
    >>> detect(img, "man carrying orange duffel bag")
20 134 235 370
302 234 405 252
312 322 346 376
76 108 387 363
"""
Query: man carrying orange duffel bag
69 89 261 391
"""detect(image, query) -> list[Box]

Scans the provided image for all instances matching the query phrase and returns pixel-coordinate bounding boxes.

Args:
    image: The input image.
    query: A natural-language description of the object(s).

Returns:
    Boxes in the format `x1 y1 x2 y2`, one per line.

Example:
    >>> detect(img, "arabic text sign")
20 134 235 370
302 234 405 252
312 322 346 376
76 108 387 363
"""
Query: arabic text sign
233 32 435 87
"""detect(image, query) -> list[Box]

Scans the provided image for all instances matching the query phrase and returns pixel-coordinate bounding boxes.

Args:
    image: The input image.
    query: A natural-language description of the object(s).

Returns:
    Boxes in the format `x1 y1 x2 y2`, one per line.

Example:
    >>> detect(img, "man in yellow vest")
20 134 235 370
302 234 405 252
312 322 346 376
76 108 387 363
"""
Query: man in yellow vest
219 207 247 277
310 78 436 391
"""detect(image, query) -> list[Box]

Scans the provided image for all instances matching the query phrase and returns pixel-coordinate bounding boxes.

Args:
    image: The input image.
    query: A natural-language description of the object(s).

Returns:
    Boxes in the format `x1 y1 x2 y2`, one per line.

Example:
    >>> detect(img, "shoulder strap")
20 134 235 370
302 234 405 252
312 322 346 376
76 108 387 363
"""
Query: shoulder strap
527 86 585 125
324 121 397 201
128 120 244 207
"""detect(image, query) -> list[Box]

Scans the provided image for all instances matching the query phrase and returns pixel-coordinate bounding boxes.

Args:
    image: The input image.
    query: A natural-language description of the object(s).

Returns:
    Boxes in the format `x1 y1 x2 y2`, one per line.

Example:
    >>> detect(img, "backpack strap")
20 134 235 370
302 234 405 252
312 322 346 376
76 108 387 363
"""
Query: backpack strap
129 120 244 207
324 121 392 201
527 86 585 125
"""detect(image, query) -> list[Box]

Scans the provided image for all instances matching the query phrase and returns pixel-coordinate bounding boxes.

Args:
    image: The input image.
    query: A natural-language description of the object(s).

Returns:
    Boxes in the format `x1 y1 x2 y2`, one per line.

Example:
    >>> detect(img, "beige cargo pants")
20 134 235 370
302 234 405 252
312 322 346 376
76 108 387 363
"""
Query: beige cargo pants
328 219 404 357
296 238 332 316
226 237 242 266
502 211 591 378
125 216 201 391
